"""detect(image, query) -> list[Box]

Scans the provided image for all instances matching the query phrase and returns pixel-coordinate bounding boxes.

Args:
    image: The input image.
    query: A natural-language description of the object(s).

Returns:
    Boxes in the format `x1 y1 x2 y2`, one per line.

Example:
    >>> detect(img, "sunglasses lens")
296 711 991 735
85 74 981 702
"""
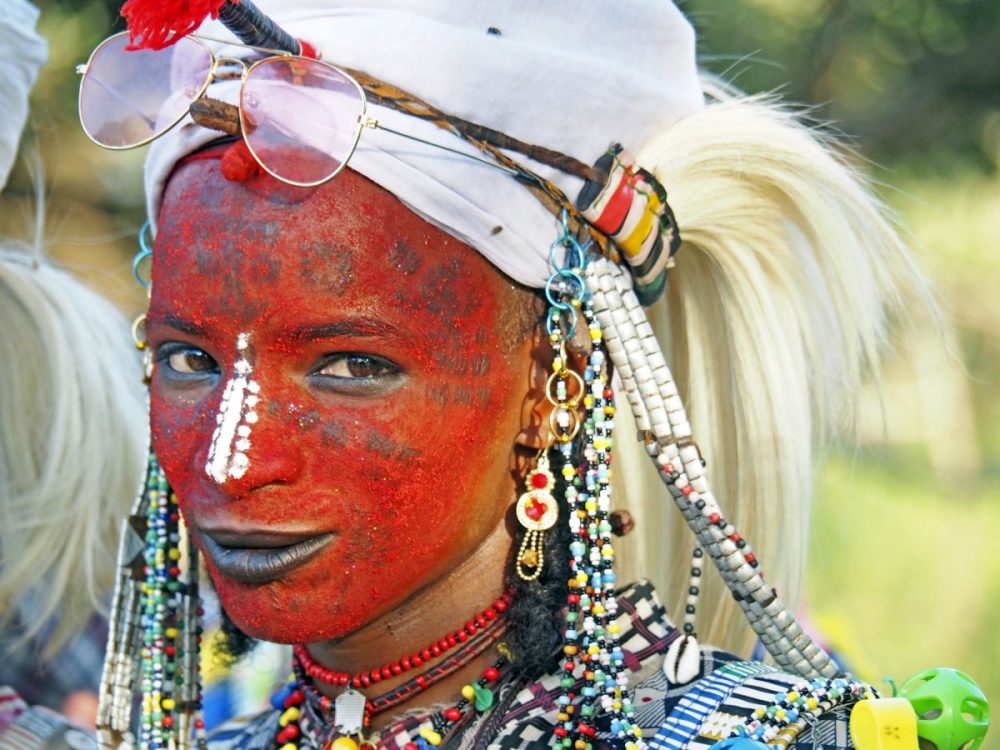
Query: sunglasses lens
241 57 364 186
80 34 212 148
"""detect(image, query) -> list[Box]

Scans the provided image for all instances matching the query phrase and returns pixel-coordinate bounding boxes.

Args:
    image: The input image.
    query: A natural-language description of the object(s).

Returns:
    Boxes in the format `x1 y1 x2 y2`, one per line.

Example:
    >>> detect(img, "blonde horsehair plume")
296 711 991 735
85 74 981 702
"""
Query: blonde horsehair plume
0 175 147 657
612 82 932 658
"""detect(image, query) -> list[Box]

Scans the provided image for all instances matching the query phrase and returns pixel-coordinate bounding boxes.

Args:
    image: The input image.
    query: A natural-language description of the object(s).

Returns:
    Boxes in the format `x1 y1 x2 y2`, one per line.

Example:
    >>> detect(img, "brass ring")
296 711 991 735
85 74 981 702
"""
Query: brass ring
544 368 584 408
549 405 581 443
131 313 147 351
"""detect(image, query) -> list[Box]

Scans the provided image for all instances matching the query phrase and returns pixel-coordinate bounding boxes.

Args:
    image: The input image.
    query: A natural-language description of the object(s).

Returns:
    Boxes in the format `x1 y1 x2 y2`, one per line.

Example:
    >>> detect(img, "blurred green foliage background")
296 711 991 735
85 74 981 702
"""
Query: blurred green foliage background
1 0 997 742
686 0 1000 737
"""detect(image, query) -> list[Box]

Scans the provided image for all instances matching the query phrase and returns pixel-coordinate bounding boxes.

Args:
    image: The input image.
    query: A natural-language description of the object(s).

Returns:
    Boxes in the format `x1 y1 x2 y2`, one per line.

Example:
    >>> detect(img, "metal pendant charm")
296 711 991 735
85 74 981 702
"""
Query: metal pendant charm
334 689 367 736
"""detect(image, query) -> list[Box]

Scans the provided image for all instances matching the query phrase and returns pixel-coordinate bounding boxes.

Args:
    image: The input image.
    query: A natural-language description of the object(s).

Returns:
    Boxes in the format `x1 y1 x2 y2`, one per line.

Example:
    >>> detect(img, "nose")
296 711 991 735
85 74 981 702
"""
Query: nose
202 369 303 499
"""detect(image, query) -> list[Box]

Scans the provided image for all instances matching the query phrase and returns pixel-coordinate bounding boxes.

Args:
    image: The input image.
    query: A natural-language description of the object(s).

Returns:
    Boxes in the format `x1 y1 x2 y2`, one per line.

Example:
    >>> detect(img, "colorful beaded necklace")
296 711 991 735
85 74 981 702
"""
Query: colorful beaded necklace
271 594 514 750
730 676 874 746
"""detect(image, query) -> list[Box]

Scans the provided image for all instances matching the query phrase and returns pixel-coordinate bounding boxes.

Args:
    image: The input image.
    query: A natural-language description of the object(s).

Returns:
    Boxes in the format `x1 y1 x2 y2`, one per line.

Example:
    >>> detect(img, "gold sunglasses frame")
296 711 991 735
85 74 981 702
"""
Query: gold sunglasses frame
77 31 367 187
78 31 515 187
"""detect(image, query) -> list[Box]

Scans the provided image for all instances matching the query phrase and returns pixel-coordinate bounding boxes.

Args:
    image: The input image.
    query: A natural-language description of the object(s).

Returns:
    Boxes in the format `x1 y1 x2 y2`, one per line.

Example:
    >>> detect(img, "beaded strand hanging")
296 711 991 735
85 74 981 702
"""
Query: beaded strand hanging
97 453 207 750
545 213 644 750
97 225 208 750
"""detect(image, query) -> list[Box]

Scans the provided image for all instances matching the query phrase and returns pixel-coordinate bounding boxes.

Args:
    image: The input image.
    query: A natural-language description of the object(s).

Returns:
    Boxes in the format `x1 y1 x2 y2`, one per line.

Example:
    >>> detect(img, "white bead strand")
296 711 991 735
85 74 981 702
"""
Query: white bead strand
586 257 838 679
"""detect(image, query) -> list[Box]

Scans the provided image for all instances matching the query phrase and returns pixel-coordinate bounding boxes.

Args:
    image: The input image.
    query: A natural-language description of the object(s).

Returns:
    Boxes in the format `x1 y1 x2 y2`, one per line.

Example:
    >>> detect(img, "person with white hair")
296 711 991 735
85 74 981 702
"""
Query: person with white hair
77 1 990 749
0 0 147 744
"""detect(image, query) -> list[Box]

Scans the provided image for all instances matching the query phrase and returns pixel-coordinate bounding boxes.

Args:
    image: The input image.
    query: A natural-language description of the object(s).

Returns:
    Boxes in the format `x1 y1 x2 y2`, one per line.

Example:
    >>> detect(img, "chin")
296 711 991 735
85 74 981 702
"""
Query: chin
209 567 396 645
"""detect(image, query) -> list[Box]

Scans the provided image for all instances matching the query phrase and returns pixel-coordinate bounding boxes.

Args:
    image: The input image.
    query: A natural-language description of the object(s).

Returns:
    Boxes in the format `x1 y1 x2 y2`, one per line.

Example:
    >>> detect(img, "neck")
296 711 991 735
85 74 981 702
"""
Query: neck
302 520 514 731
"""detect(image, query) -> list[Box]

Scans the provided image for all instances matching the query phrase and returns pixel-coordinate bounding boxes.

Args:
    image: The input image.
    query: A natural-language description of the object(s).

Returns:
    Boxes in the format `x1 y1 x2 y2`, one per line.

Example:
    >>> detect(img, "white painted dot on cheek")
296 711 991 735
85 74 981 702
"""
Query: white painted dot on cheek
205 332 262 485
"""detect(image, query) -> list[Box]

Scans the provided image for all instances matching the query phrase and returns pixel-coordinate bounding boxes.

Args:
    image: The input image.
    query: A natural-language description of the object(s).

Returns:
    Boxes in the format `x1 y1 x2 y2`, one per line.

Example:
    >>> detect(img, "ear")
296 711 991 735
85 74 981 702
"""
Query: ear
513 326 589 452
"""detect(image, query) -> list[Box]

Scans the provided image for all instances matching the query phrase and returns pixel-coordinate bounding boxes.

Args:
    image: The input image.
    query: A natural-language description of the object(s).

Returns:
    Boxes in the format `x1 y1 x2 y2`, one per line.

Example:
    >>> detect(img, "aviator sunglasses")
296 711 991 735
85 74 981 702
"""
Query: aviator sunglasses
77 31 515 187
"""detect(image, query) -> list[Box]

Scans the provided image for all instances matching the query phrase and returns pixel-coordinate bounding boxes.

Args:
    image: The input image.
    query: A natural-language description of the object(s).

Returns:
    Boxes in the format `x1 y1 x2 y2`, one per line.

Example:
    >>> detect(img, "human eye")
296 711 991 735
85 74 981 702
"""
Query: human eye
309 353 403 394
155 342 220 382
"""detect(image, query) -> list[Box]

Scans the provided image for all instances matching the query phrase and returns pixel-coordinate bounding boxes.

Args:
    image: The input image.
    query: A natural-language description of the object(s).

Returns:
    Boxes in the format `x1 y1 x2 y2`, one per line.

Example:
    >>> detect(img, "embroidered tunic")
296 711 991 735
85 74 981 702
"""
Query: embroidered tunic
207 582 857 750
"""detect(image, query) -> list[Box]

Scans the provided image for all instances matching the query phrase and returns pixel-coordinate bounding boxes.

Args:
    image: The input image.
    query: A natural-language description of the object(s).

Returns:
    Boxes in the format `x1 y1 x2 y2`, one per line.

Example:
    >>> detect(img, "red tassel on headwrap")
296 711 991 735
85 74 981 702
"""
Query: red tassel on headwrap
120 0 237 51
121 0 303 55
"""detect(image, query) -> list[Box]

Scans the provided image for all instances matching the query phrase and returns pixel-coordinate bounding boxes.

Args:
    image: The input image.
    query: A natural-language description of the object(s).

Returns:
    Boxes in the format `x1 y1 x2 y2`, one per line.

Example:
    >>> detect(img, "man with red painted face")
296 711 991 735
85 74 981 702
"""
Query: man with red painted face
85 2 961 750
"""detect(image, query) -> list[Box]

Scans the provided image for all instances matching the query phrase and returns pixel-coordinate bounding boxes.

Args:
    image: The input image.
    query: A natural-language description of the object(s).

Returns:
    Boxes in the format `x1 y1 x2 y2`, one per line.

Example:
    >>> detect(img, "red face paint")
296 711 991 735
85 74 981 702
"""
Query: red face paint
147 152 530 644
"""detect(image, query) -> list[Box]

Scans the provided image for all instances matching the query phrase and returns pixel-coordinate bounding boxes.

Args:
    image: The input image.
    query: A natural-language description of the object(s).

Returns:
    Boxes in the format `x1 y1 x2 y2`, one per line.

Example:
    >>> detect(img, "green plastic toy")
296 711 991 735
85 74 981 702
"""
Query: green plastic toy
890 668 990 750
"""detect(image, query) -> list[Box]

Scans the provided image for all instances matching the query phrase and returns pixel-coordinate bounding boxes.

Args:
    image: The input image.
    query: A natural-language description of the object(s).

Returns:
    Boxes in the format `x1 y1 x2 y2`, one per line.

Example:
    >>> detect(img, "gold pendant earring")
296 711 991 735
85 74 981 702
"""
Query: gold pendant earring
515 451 559 581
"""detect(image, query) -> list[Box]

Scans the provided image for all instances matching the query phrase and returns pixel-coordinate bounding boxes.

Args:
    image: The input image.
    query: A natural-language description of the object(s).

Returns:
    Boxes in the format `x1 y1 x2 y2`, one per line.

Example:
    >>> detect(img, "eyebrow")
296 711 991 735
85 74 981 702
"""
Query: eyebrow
285 320 403 343
155 314 208 337
149 315 408 345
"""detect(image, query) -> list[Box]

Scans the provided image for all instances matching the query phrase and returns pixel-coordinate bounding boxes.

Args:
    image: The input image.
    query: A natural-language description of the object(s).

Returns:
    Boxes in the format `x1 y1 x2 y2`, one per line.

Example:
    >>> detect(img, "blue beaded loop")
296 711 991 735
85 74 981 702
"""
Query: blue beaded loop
544 211 590 338
550 233 586 271
544 269 586 310
132 221 153 290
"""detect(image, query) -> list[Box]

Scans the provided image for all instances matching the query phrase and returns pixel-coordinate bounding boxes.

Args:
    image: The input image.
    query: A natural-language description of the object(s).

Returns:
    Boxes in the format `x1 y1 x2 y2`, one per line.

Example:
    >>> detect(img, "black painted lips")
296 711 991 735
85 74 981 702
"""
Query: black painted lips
200 528 335 584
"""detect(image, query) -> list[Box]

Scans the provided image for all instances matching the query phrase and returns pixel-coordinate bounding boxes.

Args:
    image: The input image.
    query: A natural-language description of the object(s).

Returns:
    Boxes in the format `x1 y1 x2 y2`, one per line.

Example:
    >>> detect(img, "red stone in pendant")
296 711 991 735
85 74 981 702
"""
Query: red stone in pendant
530 472 548 489
525 498 547 521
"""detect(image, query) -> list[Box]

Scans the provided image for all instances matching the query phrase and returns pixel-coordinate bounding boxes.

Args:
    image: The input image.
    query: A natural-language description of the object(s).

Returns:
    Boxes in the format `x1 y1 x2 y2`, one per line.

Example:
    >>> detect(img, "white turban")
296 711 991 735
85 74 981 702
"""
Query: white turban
0 0 47 190
145 1 702 288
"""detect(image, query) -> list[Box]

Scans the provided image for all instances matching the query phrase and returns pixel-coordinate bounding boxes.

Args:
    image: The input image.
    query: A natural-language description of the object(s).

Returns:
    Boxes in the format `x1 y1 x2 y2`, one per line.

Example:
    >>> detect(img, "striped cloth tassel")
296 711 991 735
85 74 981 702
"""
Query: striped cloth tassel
576 144 681 305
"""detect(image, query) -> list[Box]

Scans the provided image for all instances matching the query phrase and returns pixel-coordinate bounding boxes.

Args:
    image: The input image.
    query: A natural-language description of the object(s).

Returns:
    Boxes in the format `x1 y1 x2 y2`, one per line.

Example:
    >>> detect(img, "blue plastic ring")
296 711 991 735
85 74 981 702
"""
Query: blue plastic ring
132 222 153 289
544 268 585 306
545 305 578 338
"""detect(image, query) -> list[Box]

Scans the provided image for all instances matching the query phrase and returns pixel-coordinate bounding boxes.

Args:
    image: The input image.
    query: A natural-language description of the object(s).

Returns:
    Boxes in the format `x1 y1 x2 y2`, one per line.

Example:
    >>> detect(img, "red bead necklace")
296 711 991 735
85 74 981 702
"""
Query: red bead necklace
291 614 508 718
292 591 513 689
